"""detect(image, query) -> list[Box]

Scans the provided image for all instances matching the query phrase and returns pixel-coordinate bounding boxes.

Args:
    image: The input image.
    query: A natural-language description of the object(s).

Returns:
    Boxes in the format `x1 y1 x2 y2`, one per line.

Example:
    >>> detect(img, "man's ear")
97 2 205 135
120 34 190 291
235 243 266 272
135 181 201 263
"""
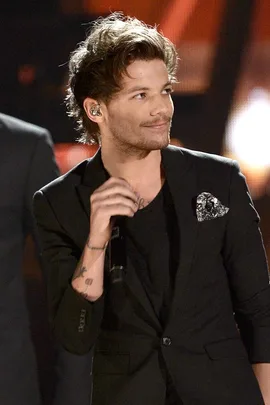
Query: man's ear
83 98 103 123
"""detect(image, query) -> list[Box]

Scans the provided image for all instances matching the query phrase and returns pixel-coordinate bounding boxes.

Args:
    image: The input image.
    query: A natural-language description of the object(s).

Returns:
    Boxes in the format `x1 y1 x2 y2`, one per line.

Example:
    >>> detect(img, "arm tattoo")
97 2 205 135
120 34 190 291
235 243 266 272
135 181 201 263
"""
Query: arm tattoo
85 278 93 286
73 265 87 281
80 279 94 300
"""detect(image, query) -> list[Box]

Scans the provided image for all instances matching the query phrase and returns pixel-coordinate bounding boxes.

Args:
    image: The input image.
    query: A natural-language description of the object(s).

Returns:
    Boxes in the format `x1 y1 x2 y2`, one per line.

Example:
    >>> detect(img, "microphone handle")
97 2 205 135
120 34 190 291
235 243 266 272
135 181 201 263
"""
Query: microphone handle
109 218 126 284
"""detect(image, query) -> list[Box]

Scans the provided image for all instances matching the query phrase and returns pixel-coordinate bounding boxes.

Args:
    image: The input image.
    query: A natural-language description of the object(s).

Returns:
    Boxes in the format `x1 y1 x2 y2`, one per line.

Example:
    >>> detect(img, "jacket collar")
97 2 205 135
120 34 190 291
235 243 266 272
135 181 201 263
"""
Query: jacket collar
77 145 192 217
162 146 199 324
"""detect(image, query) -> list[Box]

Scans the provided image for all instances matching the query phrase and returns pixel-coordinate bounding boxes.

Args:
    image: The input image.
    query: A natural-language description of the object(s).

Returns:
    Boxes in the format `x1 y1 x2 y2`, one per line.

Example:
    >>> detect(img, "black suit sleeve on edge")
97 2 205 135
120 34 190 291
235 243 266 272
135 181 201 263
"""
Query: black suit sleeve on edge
223 161 270 363
33 190 104 354
24 130 59 237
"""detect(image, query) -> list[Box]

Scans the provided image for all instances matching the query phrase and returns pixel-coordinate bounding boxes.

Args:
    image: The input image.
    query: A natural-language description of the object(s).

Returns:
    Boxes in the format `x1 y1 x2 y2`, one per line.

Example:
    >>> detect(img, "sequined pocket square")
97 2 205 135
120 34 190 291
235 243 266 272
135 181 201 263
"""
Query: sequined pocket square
196 192 229 222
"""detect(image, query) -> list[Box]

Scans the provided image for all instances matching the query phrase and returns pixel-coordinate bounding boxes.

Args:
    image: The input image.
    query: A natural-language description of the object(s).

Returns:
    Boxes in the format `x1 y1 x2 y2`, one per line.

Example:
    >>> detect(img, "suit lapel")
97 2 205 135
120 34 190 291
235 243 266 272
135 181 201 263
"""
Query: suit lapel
76 148 107 220
162 146 199 316
74 148 108 250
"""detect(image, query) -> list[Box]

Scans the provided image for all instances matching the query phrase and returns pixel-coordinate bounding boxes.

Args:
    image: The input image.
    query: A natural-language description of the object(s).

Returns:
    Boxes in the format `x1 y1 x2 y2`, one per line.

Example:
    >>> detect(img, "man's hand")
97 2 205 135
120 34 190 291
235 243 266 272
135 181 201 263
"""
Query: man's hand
88 177 139 248
71 177 139 301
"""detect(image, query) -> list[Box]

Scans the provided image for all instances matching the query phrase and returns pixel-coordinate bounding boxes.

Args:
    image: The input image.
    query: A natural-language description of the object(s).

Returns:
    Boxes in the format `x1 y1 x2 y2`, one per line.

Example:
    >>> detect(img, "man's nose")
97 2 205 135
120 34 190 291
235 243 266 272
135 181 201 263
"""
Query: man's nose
150 96 171 116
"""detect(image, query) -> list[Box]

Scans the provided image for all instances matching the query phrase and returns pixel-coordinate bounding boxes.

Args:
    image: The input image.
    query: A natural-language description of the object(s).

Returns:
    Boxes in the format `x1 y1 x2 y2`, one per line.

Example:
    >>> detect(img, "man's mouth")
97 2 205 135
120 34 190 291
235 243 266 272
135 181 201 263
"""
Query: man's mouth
144 121 169 128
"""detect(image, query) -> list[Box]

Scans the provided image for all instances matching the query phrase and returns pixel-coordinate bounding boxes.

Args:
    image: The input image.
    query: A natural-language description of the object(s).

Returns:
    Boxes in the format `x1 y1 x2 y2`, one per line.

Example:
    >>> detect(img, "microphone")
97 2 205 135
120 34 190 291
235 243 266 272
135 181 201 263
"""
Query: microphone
109 216 126 284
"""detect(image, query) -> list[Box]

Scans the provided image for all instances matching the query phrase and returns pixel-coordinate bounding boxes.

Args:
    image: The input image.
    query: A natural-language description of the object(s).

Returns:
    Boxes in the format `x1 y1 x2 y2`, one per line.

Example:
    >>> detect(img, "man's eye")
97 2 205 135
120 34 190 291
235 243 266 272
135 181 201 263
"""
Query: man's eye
134 93 146 100
163 88 173 95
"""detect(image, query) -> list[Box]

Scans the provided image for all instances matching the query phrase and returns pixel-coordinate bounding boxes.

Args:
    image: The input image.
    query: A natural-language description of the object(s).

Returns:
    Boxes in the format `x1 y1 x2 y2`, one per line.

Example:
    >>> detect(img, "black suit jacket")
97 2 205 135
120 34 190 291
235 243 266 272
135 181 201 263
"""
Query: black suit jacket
0 113 59 405
0 113 59 290
0 113 93 405
33 146 270 405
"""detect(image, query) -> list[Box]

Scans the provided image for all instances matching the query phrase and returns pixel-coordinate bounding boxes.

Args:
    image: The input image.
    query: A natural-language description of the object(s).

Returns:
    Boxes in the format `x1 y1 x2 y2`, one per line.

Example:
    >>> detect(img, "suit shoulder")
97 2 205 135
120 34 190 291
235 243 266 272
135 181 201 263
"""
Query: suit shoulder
0 113 50 142
37 159 89 198
181 147 234 167
166 145 238 185
173 146 237 175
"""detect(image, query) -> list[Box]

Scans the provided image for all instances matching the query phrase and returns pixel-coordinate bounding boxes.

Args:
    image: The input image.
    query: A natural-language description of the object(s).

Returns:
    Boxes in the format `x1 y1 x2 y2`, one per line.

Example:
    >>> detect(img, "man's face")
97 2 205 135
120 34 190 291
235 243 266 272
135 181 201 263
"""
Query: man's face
100 58 174 153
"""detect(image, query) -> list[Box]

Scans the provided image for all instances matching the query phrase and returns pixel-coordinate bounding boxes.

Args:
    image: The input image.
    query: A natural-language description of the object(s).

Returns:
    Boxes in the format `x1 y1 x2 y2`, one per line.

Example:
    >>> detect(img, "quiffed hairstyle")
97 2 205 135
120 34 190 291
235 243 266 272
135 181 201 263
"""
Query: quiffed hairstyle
66 12 178 144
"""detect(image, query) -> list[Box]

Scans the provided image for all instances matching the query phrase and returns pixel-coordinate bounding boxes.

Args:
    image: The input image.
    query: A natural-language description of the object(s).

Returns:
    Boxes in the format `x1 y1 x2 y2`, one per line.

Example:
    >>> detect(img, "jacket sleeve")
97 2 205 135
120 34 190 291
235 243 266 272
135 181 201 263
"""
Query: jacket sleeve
33 189 104 354
223 161 270 363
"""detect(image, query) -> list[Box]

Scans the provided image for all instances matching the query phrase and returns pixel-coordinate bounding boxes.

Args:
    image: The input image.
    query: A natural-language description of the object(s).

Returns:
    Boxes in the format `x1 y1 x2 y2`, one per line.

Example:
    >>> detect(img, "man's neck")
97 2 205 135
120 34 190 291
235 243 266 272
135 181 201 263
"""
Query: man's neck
101 147 164 199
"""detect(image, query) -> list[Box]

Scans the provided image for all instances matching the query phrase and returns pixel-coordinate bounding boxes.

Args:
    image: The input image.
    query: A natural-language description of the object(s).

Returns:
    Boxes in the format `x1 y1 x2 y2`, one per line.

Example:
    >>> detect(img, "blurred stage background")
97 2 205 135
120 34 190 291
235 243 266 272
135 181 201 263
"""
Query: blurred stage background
1 0 270 403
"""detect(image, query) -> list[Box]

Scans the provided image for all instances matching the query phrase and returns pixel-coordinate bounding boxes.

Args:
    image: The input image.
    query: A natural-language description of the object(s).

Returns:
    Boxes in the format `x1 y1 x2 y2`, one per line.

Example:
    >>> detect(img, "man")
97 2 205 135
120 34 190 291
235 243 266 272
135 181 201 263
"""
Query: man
0 114 92 405
33 14 270 405
0 113 59 405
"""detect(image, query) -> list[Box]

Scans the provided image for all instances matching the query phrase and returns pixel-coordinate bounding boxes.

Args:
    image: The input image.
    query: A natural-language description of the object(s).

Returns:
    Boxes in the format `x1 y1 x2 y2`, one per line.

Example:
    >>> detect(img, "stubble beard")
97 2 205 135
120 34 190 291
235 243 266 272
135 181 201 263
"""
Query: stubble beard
111 122 171 157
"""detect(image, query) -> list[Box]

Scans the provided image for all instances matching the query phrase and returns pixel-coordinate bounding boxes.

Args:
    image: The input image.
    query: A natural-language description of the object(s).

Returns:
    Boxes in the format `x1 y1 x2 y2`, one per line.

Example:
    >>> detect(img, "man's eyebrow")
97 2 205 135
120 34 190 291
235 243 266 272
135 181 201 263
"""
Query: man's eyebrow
126 86 150 94
126 81 172 94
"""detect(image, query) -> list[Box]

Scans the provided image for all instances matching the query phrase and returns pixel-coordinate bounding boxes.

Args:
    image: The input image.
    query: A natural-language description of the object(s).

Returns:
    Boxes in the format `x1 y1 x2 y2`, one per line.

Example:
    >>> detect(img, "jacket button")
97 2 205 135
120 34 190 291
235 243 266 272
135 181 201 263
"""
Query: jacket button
162 337 172 346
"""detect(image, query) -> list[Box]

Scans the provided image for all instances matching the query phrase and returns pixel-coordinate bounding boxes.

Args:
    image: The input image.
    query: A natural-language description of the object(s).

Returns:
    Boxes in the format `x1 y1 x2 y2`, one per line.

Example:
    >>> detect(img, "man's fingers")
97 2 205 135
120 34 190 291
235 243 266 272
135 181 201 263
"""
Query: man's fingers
93 204 136 219
94 195 138 212
92 182 139 204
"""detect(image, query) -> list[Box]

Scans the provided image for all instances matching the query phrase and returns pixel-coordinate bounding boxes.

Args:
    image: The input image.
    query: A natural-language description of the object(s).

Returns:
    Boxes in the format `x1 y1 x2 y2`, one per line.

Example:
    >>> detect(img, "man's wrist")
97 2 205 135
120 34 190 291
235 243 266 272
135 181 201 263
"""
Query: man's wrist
86 241 106 250
86 235 108 251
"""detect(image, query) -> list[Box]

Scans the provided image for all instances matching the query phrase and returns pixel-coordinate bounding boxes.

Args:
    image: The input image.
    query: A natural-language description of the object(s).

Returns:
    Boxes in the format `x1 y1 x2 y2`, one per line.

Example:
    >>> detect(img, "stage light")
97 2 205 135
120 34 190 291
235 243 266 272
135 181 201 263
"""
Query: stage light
224 87 270 198
54 143 98 174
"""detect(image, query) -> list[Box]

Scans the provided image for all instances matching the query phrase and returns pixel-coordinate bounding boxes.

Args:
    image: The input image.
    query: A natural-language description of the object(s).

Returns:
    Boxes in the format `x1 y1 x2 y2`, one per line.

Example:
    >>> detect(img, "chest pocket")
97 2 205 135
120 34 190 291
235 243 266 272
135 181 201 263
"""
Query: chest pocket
197 215 227 254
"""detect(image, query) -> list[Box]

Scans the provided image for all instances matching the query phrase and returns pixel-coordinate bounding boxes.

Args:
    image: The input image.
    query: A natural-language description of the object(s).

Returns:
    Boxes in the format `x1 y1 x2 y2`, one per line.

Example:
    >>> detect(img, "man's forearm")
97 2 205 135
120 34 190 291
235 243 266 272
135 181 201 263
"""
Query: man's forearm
71 235 105 301
253 363 270 404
